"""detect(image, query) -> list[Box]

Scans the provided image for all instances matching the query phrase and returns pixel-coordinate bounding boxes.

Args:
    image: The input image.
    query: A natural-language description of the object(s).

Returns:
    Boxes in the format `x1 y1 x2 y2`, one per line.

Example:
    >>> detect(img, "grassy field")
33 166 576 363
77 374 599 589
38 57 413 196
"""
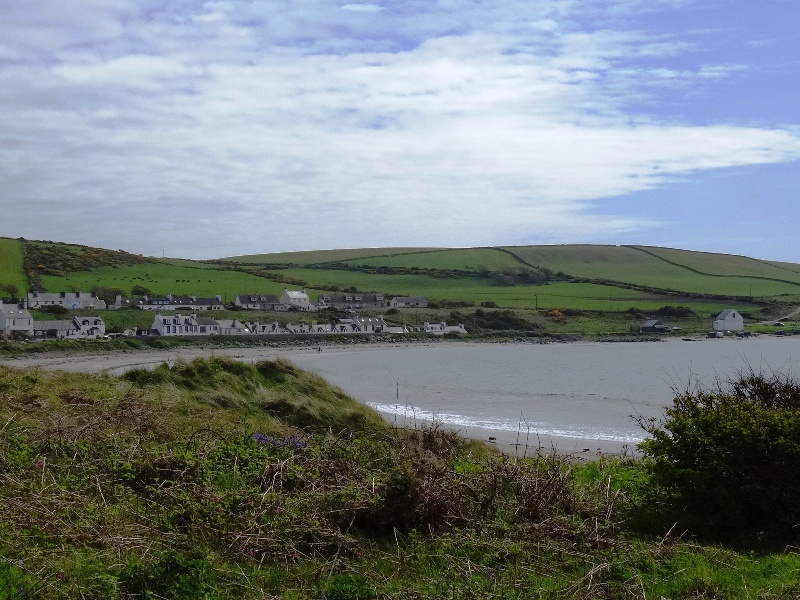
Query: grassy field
505 245 800 297
223 247 439 264
0 238 27 297
338 247 526 271
2 358 800 598
635 245 800 282
2 239 800 333
41 262 282 300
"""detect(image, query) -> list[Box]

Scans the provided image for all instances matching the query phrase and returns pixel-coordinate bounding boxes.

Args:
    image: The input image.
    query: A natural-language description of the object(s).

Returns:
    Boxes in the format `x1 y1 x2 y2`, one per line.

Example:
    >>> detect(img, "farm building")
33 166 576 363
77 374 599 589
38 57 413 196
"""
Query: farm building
641 319 668 333
713 309 744 332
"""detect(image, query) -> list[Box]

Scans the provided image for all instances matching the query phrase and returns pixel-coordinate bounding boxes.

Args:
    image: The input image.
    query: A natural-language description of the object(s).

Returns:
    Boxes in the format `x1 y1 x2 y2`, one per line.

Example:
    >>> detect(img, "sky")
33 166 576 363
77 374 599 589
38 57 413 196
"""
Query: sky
1 0 799 261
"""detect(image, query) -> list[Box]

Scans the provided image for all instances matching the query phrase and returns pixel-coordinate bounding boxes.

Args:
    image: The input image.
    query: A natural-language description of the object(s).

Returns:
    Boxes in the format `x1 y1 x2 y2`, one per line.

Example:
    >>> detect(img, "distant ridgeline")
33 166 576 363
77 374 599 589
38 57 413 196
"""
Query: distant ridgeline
2 239 800 316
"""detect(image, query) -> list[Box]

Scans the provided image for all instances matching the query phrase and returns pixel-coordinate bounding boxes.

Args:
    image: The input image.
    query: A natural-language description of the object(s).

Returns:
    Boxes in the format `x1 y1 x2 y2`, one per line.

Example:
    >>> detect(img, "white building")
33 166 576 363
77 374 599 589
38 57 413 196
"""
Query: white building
197 317 221 335
151 313 201 336
389 296 428 308
116 295 224 311
0 301 34 337
214 319 251 335
317 293 385 310
354 316 387 333
280 289 314 311
26 291 106 310
250 321 285 335
422 321 468 335
713 309 744 332
34 316 106 340
234 294 281 310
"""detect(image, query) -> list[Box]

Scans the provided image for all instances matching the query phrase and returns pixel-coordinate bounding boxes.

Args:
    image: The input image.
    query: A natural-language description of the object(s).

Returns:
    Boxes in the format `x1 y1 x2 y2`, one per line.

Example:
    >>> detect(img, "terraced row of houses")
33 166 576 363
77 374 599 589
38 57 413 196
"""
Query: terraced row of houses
1 301 106 340
23 290 429 313
3 290 464 339
144 313 466 337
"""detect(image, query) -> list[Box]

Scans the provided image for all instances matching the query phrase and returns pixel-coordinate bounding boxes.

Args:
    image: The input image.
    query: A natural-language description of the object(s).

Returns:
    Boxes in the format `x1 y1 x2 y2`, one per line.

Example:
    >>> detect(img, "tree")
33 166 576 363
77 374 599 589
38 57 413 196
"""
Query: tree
639 370 800 543
131 285 154 297
91 286 126 304
39 305 69 316
0 283 18 302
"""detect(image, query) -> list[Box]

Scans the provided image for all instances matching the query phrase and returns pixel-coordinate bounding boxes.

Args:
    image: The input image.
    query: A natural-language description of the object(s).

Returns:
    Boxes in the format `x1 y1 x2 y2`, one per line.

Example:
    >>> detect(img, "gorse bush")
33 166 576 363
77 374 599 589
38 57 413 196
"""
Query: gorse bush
639 369 800 543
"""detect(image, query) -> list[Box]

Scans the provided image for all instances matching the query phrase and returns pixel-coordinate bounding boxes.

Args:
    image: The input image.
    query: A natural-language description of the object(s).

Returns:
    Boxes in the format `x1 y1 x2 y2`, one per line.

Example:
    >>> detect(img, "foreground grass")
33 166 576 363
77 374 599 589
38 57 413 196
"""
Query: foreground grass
1 358 800 598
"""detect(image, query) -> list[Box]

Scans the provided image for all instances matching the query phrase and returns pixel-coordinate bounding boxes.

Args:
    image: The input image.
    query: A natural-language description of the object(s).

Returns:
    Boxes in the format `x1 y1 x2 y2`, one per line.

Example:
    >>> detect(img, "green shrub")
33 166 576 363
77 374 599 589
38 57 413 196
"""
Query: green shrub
117 550 217 598
319 573 375 600
639 370 800 543
0 559 31 596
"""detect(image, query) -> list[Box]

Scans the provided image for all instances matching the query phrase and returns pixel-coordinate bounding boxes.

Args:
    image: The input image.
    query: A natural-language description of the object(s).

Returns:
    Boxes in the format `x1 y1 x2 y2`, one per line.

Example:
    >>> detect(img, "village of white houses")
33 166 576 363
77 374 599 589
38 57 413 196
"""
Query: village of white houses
0 289 468 340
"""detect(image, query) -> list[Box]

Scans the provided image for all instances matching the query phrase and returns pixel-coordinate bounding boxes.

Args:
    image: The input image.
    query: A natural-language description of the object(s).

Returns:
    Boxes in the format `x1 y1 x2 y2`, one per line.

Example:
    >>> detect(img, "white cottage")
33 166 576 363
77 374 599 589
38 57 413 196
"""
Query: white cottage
34 316 106 340
151 313 201 336
713 309 744 332
26 291 106 310
280 289 313 311
0 301 34 337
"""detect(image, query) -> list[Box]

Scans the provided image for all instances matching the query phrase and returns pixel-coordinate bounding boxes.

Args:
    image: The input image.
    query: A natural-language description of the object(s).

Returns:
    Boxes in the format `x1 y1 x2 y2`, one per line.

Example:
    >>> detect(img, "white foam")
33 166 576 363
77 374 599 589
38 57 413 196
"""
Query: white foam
368 402 644 443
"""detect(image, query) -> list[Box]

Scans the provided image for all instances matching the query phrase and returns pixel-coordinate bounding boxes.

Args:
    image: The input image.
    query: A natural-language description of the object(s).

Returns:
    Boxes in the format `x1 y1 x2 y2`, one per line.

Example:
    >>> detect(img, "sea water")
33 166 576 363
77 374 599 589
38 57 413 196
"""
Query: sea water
289 338 798 448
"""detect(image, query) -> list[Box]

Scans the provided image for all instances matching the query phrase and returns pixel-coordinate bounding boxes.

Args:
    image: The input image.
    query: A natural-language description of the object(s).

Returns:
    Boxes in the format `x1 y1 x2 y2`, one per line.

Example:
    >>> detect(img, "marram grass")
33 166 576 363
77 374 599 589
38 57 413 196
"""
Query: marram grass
1 358 799 598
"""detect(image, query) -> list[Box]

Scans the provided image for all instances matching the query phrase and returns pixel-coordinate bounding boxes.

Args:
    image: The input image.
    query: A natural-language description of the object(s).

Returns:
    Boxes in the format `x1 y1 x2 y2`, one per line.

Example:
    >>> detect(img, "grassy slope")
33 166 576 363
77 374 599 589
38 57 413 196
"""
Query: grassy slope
0 238 27 295
2 358 799 599
764 258 800 275
41 261 282 299
265 267 685 310
338 247 525 271
636 246 800 283
505 245 800 297
223 247 439 264
3 240 800 321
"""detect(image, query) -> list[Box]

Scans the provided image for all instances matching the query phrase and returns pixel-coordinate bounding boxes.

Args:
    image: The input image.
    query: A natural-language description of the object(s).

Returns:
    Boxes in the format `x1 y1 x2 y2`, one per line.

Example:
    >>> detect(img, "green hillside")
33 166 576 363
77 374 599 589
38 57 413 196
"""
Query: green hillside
631 246 800 283
504 245 800 296
338 247 526 271
224 247 439 265
0 238 26 300
2 238 800 326
43 261 283 301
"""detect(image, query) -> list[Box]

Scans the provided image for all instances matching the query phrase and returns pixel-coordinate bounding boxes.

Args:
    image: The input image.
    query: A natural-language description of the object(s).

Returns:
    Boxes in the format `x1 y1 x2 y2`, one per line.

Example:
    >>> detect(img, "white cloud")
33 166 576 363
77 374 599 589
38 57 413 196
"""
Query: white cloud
341 4 382 13
0 0 798 258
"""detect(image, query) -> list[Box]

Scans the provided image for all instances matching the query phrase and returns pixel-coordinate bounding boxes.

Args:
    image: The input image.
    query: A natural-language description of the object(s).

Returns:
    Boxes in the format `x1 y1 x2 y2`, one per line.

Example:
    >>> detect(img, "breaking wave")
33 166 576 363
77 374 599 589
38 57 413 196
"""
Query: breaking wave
367 402 645 443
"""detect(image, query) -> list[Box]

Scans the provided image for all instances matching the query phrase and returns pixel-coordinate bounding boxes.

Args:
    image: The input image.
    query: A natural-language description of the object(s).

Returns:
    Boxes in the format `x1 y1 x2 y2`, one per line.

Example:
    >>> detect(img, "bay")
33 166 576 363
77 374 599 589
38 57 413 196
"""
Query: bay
289 338 799 455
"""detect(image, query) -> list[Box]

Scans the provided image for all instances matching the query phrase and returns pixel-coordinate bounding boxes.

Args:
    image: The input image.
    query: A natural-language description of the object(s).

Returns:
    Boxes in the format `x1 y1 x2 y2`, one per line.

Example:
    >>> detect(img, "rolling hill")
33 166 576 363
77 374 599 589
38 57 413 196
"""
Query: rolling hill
2 238 800 317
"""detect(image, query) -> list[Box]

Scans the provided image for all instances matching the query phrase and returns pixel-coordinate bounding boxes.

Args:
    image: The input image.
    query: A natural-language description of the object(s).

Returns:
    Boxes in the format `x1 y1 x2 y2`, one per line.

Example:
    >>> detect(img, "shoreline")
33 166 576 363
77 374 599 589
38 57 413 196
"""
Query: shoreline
1 332 789 373
2 335 793 459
